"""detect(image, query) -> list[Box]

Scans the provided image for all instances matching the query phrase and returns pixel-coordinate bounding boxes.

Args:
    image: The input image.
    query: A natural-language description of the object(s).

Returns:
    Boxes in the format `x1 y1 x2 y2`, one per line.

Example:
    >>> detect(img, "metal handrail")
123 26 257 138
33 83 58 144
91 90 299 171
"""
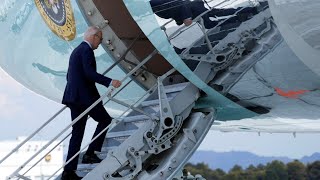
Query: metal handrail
20 0 261 178
200 7 247 53
6 37 152 180
48 82 159 179
114 83 158 123
21 133 71 177
108 50 158 96
108 96 158 120
8 85 110 179
16 64 148 179
0 106 67 165
101 32 143 76
163 0 246 41
48 68 175 179
199 18 215 55
8 48 159 179
168 5 248 61
107 50 159 120
19 77 138 178
0 32 144 166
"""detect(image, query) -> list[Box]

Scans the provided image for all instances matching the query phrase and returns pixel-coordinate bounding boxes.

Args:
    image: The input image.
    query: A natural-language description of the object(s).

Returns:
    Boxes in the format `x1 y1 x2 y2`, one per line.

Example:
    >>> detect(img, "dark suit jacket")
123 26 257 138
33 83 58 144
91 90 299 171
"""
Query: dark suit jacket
62 42 112 107
150 0 221 28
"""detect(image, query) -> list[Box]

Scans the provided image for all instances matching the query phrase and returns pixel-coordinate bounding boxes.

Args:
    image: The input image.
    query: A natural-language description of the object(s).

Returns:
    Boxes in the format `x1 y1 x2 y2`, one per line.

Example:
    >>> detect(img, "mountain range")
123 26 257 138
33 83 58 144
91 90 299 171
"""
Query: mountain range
188 150 320 172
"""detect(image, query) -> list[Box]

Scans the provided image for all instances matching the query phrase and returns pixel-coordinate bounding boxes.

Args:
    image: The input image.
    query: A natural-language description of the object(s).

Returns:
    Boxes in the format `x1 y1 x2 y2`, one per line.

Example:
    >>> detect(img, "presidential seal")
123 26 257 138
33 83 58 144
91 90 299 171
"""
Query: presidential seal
34 0 76 41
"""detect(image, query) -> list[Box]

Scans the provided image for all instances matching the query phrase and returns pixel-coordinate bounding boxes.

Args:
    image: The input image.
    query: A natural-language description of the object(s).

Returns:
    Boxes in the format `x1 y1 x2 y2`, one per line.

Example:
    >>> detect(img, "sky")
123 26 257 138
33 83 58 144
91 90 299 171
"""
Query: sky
1 0 320 164
1 68 320 159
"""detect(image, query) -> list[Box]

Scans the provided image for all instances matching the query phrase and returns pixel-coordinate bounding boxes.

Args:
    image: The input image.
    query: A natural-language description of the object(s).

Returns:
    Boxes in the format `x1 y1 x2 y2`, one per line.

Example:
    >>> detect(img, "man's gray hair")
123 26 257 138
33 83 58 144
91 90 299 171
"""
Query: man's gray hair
84 26 101 40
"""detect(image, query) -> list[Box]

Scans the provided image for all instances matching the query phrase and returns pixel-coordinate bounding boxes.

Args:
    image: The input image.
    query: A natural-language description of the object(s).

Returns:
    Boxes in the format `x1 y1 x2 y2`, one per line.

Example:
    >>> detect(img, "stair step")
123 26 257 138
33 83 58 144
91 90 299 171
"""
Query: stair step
102 137 125 148
253 20 268 35
75 148 115 176
220 21 242 31
99 145 114 153
96 148 114 159
141 99 161 107
141 96 175 107
101 145 119 153
77 163 97 171
189 46 210 55
208 29 235 42
106 129 136 139
122 114 151 123
127 83 189 110
57 10 272 180
76 168 91 178
164 82 189 93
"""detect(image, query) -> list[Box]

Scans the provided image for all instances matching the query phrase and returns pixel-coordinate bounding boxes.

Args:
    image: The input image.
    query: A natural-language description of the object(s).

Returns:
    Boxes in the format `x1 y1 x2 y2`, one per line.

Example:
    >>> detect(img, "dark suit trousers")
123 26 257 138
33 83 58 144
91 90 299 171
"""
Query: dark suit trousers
64 104 112 170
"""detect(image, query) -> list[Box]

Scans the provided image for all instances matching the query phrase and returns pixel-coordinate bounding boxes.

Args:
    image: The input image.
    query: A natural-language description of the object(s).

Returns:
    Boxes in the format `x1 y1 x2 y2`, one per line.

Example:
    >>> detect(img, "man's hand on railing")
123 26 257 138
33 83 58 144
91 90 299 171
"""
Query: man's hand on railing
111 79 122 88
183 18 193 26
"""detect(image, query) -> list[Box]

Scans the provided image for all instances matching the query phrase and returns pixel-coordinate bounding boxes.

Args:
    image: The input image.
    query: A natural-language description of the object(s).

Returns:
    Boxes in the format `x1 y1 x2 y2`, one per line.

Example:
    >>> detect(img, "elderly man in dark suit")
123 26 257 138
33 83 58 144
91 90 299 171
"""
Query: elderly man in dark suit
150 0 268 29
61 26 121 180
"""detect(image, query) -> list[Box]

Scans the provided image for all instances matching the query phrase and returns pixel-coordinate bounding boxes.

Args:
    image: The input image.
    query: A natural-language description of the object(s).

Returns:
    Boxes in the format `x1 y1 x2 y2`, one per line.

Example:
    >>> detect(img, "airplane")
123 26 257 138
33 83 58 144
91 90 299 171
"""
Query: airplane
0 0 319 179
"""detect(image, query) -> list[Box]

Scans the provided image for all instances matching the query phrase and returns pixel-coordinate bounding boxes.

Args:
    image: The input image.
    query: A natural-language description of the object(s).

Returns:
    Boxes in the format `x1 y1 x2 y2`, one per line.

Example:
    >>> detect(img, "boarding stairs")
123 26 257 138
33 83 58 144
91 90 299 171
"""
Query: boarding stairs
1 2 282 180
175 6 282 96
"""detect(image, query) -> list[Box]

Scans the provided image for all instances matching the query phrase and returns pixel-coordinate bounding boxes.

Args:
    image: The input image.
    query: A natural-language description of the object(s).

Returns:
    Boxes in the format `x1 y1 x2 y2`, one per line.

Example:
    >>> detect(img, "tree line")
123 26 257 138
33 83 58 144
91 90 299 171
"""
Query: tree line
185 160 320 180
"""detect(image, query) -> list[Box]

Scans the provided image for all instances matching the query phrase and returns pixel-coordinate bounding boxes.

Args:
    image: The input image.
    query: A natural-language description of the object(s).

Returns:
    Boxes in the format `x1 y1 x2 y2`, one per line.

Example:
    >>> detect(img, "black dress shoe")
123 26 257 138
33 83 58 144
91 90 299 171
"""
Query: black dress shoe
82 153 102 164
61 170 81 180
112 172 122 177
173 46 186 54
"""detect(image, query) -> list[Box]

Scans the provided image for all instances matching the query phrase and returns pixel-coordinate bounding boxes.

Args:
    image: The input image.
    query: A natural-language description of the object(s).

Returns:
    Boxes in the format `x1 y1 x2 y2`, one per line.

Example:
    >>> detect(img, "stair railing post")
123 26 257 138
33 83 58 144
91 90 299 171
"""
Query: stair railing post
3 31 144 175
0 106 67 165
19 48 158 179
47 82 158 179
107 49 160 120
108 49 158 96
20 133 71 177
8 89 111 179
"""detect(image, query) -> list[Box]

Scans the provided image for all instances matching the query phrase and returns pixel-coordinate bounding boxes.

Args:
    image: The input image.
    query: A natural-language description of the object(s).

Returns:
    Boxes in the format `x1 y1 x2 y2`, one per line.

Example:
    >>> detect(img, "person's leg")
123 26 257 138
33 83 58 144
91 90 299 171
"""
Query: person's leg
150 0 175 19
208 6 258 18
209 6 259 26
86 104 112 154
236 7 258 15
188 1 218 29
225 15 241 23
150 0 192 25
175 0 193 25
258 1 269 11
208 8 238 17
202 16 219 29
190 0 208 18
64 105 88 171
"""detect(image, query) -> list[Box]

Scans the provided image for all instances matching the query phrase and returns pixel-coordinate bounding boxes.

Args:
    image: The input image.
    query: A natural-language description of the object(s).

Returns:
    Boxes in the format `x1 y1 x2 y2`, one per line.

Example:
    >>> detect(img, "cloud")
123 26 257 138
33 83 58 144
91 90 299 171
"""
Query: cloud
0 94 7 107
0 93 24 118
0 68 24 95
0 69 26 118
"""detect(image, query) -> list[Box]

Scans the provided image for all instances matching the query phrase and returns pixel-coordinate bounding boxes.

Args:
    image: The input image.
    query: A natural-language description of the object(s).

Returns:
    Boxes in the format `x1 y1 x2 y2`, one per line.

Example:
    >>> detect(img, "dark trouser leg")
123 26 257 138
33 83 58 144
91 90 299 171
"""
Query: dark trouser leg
86 104 112 154
208 7 257 17
64 105 88 171
208 8 238 17
190 1 208 18
208 7 259 27
202 15 218 29
236 7 258 15
188 1 218 29
151 0 192 26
